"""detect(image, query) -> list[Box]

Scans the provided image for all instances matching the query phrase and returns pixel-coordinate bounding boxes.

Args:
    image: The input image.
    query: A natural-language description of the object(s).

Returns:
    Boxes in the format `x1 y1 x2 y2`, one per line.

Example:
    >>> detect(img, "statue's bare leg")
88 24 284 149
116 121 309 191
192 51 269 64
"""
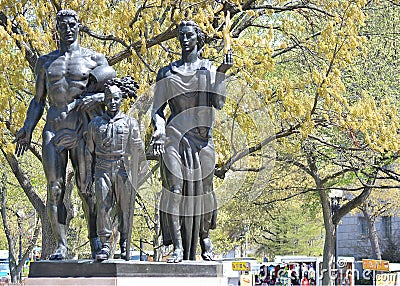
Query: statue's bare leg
199 144 215 261
42 131 68 260
166 189 184 263
162 154 184 263
70 139 101 259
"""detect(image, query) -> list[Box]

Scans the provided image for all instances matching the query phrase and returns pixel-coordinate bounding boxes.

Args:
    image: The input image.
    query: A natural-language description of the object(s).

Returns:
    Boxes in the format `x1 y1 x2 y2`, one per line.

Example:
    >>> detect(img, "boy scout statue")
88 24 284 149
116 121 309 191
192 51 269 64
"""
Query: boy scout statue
85 80 144 261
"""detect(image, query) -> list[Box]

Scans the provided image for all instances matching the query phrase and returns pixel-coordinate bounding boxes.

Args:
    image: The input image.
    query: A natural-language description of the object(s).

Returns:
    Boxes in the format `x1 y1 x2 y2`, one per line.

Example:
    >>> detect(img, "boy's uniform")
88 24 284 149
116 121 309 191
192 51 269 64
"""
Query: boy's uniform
86 110 143 258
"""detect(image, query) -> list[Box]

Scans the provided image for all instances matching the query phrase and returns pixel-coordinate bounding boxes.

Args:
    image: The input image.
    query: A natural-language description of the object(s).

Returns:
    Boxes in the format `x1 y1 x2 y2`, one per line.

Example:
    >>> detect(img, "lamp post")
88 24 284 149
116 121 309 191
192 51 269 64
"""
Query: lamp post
243 224 249 257
139 238 144 261
330 190 343 286
16 210 25 282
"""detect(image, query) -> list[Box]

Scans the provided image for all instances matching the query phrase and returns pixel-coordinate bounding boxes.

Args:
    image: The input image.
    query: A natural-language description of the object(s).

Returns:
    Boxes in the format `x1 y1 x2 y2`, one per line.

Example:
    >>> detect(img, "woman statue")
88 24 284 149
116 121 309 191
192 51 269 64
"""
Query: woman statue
151 20 233 262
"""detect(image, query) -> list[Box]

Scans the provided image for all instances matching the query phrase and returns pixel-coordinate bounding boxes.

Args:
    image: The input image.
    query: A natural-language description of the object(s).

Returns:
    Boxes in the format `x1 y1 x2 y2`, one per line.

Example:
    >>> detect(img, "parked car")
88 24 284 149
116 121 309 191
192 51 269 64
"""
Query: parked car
0 263 10 283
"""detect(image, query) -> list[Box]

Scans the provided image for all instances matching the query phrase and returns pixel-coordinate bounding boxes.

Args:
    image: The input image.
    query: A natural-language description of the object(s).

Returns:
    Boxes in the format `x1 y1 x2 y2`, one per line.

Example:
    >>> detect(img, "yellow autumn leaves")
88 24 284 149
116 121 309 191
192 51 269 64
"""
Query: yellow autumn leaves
0 0 397 156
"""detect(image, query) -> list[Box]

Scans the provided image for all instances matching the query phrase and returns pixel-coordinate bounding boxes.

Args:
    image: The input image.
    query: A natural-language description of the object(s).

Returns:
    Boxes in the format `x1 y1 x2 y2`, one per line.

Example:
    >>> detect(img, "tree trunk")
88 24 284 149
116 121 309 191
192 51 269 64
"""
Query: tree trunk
362 205 382 260
1 148 56 258
0 173 18 283
305 149 337 286
319 189 336 286
305 150 376 286
0 172 42 282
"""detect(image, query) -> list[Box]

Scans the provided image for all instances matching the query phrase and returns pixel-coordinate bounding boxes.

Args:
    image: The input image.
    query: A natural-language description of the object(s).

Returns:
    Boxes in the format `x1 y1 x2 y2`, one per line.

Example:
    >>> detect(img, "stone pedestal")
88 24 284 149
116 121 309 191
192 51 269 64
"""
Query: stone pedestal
25 260 227 286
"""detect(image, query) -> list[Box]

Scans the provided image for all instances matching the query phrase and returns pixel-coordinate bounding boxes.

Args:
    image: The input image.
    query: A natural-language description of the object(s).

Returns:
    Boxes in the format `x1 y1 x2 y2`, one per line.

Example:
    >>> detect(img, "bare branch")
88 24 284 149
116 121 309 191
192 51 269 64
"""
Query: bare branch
334 171 377 224
254 3 334 17
215 126 300 179
108 25 178 66
132 45 156 73
254 187 314 206
231 166 266 172
79 25 130 47
308 134 367 152
321 168 355 185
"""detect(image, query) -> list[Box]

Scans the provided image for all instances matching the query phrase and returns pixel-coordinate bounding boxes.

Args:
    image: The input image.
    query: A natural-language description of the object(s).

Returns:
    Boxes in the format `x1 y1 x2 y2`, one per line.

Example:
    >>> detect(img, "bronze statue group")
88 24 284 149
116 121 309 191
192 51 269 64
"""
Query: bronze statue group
14 9 233 263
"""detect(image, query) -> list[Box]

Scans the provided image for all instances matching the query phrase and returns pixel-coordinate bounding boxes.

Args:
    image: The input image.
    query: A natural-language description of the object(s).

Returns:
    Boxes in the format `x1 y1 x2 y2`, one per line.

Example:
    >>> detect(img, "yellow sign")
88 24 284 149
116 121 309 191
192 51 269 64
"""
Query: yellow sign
362 259 390 271
232 261 251 271
376 274 398 286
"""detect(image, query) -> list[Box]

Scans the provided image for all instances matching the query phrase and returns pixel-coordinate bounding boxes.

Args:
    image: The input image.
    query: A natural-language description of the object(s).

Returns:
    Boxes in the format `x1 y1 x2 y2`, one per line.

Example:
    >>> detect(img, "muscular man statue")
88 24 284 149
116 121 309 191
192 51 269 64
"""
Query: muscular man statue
13 9 116 260
85 81 144 261
151 21 233 262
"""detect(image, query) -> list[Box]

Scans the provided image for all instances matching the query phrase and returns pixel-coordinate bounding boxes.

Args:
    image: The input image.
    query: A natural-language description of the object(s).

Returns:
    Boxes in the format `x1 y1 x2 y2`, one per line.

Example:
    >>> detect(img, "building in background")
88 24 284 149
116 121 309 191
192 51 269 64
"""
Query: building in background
337 214 400 261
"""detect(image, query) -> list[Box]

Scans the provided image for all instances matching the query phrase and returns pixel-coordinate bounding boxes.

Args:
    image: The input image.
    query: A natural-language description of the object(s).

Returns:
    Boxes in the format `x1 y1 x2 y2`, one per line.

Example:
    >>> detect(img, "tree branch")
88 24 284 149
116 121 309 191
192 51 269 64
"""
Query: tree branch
334 170 377 224
254 3 334 17
108 25 178 66
80 25 130 48
215 126 299 179
0 12 38 70
0 148 45 217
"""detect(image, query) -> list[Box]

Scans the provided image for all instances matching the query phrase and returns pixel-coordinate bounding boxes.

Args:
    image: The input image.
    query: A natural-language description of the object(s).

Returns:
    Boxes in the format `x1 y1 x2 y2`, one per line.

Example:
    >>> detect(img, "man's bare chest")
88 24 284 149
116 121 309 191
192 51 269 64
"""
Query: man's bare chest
46 55 98 82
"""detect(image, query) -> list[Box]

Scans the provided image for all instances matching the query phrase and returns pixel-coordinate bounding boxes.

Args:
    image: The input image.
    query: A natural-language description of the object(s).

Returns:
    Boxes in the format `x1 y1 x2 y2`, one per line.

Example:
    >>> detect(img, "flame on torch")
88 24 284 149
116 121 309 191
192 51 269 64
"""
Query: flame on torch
222 10 232 54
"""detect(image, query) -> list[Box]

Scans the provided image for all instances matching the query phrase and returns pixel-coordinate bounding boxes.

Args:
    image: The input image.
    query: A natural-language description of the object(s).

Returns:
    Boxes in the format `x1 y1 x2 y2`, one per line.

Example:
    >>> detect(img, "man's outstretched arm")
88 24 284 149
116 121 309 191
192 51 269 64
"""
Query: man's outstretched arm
14 56 47 156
